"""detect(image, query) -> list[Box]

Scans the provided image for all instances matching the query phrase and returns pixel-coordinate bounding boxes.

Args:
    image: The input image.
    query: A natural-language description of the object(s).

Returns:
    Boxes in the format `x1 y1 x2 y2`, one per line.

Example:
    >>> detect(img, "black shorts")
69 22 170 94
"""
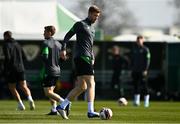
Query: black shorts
6 71 25 83
74 57 94 76
42 75 59 87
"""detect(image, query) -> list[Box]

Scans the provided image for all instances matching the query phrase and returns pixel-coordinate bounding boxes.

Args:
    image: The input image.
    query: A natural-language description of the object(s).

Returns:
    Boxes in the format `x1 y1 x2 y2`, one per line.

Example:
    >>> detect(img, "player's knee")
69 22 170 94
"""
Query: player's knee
20 84 27 90
44 90 53 97
44 92 50 97
87 81 95 88
76 85 87 92
81 86 87 91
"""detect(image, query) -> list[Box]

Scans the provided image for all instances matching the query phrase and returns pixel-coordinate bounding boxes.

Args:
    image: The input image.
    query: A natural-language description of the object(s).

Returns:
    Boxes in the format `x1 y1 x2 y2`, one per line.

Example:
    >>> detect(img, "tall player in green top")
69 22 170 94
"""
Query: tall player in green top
56 5 101 119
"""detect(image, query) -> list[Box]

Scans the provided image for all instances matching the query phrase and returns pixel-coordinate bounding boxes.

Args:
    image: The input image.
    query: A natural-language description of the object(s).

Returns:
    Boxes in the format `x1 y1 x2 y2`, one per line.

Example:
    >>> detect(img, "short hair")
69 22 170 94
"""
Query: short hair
44 25 56 36
3 31 12 38
137 35 144 40
88 5 101 14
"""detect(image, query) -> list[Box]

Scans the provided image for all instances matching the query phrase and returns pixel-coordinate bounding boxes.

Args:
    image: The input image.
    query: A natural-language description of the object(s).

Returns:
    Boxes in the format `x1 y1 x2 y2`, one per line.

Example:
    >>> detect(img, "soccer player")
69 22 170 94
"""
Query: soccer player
41 26 67 115
2 31 35 110
111 45 129 97
131 35 151 107
56 5 101 119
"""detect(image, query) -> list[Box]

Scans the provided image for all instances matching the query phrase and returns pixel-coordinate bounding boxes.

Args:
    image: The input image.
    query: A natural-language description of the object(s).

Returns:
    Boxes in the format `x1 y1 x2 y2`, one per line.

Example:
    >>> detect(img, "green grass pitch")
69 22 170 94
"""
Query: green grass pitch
0 100 180 123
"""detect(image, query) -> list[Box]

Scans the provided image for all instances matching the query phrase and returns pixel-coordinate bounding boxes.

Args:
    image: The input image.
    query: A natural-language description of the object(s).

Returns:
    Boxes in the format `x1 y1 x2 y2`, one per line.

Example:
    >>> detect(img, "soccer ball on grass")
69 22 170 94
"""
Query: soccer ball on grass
99 107 113 120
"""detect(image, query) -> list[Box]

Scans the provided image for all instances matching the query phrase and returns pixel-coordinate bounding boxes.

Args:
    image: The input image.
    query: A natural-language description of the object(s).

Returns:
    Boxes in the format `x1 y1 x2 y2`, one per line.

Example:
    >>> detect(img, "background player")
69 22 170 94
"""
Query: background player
3 31 35 110
131 35 151 107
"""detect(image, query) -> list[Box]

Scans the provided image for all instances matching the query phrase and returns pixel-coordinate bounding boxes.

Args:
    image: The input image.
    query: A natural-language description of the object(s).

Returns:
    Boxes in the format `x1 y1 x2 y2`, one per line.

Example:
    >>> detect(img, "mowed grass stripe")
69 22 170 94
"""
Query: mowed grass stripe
0 100 179 123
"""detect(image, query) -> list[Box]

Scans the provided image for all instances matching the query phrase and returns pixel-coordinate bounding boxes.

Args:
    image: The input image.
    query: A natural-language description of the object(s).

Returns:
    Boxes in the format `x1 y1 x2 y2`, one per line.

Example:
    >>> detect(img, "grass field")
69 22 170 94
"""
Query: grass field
0 100 180 123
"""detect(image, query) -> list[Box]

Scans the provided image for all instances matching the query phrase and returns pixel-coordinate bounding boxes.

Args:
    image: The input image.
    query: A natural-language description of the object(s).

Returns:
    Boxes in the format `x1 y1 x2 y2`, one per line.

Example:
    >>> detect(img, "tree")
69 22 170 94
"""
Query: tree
71 0 137 35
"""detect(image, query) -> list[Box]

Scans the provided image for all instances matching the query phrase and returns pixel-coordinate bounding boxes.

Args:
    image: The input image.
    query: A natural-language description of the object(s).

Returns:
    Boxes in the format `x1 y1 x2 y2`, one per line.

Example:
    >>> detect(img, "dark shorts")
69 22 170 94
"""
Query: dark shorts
74 57 94 76
6 71 25 83
131 71 149 94
42 75 59 87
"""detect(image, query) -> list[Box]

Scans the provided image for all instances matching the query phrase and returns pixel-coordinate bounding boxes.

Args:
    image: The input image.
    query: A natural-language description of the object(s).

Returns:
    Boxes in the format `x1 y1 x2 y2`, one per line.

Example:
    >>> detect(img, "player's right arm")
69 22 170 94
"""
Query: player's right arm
41 43 49 63
62 22 79 50
2 44 11 74
61 22 80 60
3 44 11 62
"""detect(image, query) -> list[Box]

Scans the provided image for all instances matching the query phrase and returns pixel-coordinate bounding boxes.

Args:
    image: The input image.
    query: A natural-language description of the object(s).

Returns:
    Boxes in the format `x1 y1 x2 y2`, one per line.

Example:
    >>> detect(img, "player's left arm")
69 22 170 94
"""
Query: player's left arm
144 47 151 76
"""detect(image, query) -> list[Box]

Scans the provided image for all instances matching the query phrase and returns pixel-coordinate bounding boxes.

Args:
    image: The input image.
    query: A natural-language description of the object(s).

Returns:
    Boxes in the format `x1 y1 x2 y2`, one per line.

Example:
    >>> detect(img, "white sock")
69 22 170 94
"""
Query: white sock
134 94 140 104
27 96 33 102
18 100 24 107
144 94 150 104
51 103 57 112
88 101 94 113
60 98 70 109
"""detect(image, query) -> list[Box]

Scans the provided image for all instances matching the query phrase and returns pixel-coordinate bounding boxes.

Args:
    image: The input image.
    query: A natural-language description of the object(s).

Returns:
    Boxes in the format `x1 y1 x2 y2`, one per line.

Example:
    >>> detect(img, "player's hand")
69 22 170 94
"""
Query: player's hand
143 70 148 76
60 50 67 60
92 59 94 65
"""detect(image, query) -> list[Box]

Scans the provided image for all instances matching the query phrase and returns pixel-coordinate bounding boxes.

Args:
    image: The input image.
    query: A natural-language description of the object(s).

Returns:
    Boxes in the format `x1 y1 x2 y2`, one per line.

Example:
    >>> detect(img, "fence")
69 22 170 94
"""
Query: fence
0 40 179 100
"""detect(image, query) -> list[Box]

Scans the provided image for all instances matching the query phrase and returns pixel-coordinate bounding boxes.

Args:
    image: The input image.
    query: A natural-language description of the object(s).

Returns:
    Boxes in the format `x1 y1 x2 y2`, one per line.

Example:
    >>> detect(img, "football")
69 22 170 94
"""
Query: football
118 97 128 106
99 107 113 120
